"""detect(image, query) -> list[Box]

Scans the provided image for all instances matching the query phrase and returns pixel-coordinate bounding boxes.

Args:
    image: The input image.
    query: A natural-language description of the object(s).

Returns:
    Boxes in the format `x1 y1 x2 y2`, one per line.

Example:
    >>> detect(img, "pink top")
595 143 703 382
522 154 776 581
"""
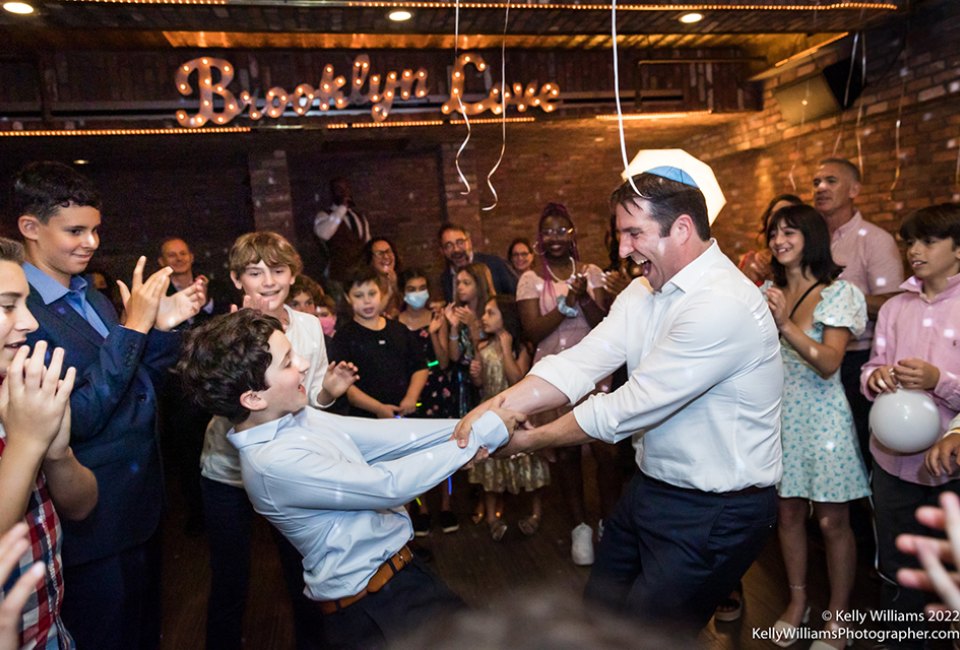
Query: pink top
516 264 604 365
831 211 905 351
860 273 960 485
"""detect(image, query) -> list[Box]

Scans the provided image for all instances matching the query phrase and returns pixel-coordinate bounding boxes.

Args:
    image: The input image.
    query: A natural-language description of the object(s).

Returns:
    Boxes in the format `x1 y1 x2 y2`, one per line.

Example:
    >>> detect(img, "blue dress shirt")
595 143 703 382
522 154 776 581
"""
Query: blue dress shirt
23 263 109 338
228 408 508 600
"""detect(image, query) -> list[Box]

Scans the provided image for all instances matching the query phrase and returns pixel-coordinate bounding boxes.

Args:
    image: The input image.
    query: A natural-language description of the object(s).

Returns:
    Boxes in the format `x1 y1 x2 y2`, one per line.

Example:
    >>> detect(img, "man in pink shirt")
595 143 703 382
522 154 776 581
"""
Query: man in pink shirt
814 158 904 460
860 203 960 648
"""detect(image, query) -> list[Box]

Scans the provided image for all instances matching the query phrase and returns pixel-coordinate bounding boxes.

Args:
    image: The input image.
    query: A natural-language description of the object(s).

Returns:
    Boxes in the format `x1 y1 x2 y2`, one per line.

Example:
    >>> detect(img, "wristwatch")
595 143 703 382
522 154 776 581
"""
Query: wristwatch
556 300 579 318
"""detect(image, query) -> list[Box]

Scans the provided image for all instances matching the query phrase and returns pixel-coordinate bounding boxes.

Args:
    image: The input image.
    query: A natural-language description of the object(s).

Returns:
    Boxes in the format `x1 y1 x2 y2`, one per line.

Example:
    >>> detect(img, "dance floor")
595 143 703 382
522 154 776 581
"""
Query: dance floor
159 456 951 649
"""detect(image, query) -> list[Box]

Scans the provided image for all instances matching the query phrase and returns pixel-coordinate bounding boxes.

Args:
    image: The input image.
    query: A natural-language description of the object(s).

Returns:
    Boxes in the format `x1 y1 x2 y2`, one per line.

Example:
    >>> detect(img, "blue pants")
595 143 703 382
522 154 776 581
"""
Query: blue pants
60 531 162 650
584 473 777 630
319 557 464 649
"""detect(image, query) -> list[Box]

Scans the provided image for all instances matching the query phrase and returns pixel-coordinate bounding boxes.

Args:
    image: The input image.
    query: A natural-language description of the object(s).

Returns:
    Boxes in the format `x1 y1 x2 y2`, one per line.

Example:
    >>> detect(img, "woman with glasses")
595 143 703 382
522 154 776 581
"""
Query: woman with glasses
516 202 614 564
507 238 536 281
362 237 402 319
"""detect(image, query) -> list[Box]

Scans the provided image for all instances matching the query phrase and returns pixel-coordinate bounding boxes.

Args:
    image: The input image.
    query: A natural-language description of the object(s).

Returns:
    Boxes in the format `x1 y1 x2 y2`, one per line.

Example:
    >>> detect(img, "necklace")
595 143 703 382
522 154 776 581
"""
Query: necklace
545 256 575 282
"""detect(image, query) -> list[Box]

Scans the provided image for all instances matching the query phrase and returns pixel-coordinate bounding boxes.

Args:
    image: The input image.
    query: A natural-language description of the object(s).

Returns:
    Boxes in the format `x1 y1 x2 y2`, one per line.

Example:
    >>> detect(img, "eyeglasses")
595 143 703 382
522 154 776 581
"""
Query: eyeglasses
511 251 532 258
442 238 468 252
371 249 393 258
541 227 573 237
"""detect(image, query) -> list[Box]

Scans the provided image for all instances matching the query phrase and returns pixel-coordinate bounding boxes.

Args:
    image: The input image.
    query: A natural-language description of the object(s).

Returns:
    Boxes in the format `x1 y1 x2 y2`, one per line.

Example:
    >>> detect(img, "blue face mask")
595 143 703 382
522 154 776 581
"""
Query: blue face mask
404 290 430 310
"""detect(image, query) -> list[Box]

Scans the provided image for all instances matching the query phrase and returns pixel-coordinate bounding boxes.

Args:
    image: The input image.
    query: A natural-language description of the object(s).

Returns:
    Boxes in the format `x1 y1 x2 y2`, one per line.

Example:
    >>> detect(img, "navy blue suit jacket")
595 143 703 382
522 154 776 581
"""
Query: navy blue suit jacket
26 286 180 567
440 251 517 303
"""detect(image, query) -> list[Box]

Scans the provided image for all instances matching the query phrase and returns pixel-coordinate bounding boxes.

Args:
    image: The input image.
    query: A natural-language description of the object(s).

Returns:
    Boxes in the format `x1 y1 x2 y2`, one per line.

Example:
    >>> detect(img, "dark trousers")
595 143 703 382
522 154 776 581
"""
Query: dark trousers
201 477 254 650
319 557 464 649
841 349 873 466
584 473 777 630
201 477 321 650
873 466 957 649
60 531 162 650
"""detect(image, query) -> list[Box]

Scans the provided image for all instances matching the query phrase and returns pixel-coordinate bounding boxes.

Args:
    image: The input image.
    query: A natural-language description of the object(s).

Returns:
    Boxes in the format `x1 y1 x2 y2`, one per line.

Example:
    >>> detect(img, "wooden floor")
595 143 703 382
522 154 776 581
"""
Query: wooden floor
159 457 952 649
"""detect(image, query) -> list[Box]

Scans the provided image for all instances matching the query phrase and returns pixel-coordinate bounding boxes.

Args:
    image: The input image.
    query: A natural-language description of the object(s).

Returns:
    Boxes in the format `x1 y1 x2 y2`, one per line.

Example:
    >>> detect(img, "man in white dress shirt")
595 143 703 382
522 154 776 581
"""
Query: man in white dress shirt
456 170 784 629
178 309 520 648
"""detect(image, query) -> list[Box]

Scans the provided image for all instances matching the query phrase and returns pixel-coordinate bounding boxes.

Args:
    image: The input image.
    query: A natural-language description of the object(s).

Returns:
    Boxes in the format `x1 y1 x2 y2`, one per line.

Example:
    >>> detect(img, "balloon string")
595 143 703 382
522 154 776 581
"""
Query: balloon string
453 0 471 196
855 31 867 178
833 31 861 156
611 0 639 195
482 0 510 212
889 69 907 197
787 78 810 192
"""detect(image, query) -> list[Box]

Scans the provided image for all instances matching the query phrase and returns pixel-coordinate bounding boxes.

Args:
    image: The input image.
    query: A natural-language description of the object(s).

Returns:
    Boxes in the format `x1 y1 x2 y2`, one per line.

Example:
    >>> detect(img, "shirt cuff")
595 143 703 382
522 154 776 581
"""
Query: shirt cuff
470 410 510 452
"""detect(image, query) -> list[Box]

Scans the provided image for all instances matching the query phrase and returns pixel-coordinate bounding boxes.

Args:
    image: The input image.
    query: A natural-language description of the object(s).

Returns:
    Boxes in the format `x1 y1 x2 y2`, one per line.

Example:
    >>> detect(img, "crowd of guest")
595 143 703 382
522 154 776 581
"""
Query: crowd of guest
0 160 959 650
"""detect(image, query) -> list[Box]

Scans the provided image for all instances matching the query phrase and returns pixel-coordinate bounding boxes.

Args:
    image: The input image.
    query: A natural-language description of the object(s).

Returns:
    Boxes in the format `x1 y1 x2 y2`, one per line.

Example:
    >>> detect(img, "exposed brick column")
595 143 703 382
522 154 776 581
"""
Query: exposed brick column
248 149 296 240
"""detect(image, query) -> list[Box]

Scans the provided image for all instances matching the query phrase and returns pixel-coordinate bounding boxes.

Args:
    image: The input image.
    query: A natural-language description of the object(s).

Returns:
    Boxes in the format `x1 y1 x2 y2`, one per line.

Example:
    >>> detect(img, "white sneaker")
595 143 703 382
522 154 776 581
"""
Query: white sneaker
571 523 595 566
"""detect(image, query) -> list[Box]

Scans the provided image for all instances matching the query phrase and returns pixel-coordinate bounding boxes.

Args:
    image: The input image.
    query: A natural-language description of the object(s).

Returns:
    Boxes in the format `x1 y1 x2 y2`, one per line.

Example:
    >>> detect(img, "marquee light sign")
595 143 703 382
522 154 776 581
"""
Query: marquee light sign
175 53 560 126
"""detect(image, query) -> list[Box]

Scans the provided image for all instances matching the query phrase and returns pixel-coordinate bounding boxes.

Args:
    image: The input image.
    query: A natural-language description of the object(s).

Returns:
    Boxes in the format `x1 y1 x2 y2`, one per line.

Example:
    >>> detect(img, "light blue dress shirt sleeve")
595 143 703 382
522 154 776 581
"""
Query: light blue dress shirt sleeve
257 410 508 512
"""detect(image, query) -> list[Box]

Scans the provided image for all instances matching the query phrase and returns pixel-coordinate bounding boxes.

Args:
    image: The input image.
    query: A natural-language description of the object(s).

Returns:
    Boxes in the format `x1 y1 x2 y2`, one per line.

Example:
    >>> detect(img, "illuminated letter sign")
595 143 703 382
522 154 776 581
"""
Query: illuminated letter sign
175 53 559 127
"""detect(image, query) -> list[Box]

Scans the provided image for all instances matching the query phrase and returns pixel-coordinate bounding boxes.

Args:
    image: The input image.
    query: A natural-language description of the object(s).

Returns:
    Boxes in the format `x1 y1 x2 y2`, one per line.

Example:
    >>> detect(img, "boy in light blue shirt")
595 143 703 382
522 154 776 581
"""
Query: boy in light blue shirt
178 309 520 648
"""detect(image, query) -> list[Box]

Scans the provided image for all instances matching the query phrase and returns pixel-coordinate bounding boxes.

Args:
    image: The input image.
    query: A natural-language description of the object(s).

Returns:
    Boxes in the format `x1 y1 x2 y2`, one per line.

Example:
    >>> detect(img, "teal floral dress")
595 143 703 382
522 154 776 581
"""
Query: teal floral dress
764 280 872 502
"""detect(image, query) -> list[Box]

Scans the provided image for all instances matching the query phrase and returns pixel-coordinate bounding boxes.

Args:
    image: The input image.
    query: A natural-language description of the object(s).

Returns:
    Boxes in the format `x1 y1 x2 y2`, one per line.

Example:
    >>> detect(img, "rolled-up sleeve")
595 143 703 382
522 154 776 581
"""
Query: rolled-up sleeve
528 280 636 405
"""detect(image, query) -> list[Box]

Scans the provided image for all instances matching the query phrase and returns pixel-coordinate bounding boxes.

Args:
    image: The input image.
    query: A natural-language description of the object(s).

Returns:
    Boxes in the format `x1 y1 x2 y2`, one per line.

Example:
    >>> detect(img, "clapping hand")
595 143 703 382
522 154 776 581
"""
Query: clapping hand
0 342 76 458
896 491 960 611
566 273 587 305
0 523 44 650
156 276 205 331
117 257 170 334
231 293 268 314
603 269 631 298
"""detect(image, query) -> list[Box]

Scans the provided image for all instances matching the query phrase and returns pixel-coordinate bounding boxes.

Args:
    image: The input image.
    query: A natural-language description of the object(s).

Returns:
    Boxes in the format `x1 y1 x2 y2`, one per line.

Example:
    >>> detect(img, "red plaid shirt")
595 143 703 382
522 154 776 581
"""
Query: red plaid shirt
0 431 72 649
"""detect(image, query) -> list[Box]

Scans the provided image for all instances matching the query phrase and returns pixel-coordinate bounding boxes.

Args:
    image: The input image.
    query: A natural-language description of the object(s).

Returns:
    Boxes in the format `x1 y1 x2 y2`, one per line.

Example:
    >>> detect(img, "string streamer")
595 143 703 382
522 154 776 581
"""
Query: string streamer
611 0 640 195
482 0 511 211
453 0 471 195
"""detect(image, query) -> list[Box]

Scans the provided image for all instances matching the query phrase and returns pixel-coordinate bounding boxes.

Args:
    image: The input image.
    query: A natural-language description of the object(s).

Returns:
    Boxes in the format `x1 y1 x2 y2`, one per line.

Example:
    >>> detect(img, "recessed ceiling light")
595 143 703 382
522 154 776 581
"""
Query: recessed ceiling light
679 12 703 24
387 9 412 22
3 2 35 15
73 159 90 165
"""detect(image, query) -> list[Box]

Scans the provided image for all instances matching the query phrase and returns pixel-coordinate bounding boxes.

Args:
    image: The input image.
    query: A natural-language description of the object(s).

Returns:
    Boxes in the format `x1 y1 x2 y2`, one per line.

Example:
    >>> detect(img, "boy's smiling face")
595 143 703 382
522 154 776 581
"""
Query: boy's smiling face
231 260 295 318
0 260 38 376
249 329 309 421
19 204 101 288
906 236 960 284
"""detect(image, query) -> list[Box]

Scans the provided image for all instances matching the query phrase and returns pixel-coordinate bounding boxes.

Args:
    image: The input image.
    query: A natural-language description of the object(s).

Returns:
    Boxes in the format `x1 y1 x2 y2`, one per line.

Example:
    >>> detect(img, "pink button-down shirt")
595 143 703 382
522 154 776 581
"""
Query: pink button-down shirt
860 273 960 485
832 211 905 351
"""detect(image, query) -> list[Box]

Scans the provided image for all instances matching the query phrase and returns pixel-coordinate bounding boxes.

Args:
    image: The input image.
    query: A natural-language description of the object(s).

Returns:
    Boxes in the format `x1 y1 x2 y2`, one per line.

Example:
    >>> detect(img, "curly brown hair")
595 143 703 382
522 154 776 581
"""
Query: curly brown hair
177 310 282 423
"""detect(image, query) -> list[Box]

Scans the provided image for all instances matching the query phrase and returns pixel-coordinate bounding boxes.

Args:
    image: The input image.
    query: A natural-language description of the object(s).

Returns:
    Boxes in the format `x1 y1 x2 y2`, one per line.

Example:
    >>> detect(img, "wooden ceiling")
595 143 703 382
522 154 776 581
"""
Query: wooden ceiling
0 0 906 66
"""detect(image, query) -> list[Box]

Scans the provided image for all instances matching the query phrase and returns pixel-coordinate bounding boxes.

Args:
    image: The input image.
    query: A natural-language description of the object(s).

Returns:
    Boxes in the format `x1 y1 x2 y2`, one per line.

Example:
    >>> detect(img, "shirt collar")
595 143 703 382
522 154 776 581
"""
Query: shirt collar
659 239 723 296
23 262 89 306
227 411 297 449
831 210 864 240
899 271 960 302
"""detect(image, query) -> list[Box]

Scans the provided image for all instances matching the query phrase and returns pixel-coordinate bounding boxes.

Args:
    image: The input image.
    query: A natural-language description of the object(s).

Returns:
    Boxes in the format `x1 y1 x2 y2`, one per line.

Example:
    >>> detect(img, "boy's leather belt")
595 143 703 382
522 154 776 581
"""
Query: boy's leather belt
316 545 414 615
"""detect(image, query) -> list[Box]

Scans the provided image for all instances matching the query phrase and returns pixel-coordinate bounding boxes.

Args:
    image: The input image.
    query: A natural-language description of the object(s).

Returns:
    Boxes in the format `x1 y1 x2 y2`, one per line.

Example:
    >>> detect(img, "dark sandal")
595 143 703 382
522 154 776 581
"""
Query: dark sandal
518 514 541 536
489 519 508 542
714 582 743 622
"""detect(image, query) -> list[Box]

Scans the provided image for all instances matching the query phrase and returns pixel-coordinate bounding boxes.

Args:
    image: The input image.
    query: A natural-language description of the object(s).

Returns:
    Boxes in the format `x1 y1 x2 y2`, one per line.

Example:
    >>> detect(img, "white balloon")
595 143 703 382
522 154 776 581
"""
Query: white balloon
869 389 942 454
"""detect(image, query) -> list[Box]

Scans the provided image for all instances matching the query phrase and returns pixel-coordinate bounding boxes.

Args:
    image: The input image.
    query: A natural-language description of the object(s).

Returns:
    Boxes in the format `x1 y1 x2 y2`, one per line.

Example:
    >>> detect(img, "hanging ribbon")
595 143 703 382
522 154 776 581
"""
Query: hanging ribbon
855 32 867 178
611 0 639 195
482 0 511 211
787 77 810 192
832 31 861 156
452 0 471 195
889 68 907 197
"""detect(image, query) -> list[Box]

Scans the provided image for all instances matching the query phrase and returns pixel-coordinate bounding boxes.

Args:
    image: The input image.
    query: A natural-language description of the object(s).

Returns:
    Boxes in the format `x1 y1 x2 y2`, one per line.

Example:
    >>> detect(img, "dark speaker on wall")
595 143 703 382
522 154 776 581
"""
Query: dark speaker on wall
773 57 865 125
